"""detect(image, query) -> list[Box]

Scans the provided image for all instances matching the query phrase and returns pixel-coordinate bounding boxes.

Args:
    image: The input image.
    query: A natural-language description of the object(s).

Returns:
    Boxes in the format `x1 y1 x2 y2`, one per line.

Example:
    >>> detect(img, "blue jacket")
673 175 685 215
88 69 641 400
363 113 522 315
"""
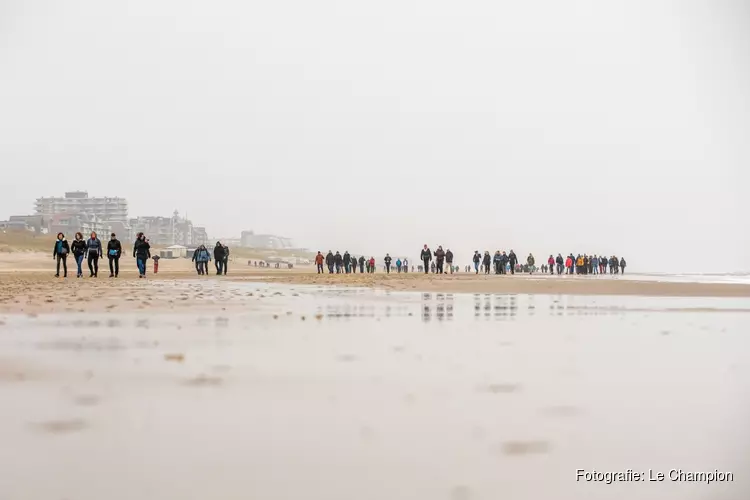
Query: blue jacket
85 238 102 258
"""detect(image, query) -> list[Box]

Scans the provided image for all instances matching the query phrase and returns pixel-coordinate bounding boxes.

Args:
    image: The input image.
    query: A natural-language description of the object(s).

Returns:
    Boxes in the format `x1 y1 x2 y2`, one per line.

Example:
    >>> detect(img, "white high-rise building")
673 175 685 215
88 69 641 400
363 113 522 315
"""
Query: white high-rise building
35 191 129 222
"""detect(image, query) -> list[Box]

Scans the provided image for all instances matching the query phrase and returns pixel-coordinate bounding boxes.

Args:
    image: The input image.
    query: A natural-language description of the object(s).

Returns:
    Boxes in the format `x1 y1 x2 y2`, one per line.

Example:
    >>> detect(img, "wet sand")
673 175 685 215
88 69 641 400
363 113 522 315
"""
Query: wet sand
0 285 748 500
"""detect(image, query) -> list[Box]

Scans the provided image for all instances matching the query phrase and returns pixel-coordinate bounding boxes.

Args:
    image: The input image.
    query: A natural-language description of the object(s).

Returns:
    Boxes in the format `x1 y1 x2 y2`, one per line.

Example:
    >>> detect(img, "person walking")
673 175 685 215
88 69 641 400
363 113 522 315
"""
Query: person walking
482 251 491 274
548 255 555 275
384 253 392 273
222 244 230 275
493 251 502 274
619 257 627 274
326 251 334 273
70 232 86 278
434 246 445 274
508 250 518 275
133 233 151 278
52 232 70 278
153 254 160 274
315 251 324 274
85 231 103 277
107 233 122 278
445 249 454 274
334 251 343 273
214 242 225 275
368 256 376 273
527 253 535 274
420 245 432 274
403 258 409 273
591 255 599 275
396 258 402 273
555 254 564 275
472 251 481 274
191 245 210 275
343 251 351 273
358 255 365 273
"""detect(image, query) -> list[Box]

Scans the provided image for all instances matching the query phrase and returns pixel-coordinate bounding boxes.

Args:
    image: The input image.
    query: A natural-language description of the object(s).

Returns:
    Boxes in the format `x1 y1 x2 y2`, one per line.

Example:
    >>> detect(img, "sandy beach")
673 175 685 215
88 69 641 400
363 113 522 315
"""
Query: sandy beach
2 250 750 500
1 252 750 315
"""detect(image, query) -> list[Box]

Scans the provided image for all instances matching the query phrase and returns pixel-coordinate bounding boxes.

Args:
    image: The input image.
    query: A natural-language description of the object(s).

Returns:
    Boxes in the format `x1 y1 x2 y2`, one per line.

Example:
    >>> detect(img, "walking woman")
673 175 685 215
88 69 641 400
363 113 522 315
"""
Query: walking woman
86 231 103 277
107 233 122 278
70 232 86 278
52 232 70 278
133 233 151 278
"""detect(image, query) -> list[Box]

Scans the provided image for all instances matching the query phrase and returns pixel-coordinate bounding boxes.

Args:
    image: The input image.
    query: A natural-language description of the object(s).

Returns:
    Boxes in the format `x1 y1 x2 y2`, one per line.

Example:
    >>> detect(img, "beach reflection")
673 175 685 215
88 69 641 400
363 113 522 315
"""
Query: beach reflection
1 283 749 500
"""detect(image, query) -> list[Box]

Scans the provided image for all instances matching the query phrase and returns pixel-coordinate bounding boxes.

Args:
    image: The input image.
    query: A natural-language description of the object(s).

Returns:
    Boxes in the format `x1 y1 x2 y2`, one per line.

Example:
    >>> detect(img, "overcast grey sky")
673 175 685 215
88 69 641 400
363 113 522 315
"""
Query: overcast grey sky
1 0 748 273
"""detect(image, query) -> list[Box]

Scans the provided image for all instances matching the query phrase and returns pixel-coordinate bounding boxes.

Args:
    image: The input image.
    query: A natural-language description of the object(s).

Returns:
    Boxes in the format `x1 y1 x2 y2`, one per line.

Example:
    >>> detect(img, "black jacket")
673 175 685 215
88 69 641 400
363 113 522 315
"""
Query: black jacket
620 258 626 267
556 255 564 265
420 248 432 261
334 253 343 265
53 239 70 258
343 252 350 263
133 240 151 260
384 255 392 264
214 245 225 261
472 253 481 263
482 254 491 265
508 252 518 265
445 250 453 263
326 252 334 265
107 239 122 258
358 256 365 265
434 248 445 262
70 239 86 257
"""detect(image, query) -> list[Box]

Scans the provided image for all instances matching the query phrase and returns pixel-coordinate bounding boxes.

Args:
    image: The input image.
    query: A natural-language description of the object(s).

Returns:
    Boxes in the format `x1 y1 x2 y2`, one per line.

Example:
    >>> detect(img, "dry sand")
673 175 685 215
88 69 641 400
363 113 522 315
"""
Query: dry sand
0 252 749 314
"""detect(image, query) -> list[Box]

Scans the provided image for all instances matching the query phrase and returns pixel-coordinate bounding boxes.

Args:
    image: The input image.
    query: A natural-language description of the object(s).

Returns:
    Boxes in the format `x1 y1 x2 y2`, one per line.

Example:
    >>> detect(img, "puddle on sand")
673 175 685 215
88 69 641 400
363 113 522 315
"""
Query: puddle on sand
0 284 748 500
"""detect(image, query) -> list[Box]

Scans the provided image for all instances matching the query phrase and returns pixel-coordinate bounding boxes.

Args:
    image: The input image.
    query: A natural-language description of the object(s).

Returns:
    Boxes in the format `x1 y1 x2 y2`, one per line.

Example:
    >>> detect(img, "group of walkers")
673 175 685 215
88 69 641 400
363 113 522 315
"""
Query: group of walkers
315 251 382 274
544 254 626 275
311 245 628 277
53 231 152 279
191 242 230 276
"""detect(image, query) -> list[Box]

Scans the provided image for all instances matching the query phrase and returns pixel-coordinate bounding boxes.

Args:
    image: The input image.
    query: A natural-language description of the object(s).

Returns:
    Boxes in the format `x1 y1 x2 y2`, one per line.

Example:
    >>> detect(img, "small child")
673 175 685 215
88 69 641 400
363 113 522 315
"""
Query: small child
153 254 160 274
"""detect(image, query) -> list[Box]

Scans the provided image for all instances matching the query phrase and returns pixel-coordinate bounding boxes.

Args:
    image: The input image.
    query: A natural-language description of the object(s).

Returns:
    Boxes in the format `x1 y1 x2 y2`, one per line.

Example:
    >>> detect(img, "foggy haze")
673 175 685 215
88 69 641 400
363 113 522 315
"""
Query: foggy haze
1 0 748 273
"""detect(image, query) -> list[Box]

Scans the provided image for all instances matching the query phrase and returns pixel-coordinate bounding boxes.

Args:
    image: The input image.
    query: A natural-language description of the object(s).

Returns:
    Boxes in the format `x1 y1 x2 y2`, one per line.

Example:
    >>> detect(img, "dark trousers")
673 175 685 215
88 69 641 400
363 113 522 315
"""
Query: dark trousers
328 264 334 273
87 255 99 276
223 258 228 275
360 263 364 273
385 263 390 273
436 261 444 274
352 264 357 274
317 264 323 273
109 256 119 276
423 259 430 274
557 263 563 274
484 263 490 274
494 261 501 274
216 260 223 274
56 255 68 277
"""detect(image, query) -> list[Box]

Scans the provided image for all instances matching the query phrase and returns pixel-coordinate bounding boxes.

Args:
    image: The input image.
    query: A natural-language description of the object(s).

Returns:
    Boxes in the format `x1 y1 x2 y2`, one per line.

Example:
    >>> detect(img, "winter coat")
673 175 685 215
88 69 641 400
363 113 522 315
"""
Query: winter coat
508 252 518 265
53 239 70 258
107 239 122 258
326 252 334 265
133 239 151 260
472 253 481 263
420 248 432 261
434 248 445 262
384 255 392 265
482 254 491 265
85 238 103 258
70 239 86 257
445 250 454 263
